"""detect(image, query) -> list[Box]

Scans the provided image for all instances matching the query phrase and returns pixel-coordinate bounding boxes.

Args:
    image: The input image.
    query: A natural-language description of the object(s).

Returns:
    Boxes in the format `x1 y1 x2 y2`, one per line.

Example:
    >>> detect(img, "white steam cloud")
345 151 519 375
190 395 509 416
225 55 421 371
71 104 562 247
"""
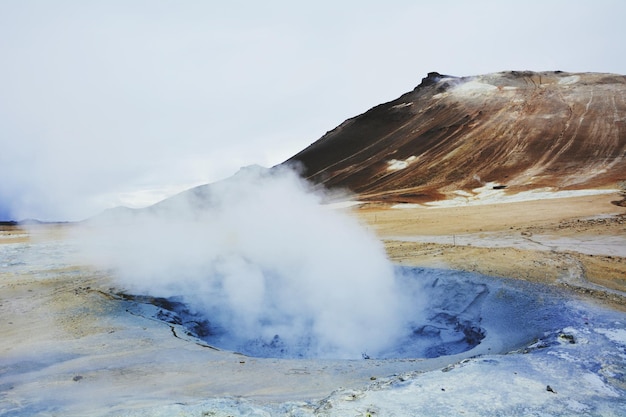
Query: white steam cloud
77 165 408 359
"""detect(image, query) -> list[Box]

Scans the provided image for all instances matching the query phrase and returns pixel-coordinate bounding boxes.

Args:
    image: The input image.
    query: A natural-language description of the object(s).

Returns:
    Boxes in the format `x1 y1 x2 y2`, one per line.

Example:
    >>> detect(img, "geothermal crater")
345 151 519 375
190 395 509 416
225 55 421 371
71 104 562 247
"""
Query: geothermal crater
120 267 565 360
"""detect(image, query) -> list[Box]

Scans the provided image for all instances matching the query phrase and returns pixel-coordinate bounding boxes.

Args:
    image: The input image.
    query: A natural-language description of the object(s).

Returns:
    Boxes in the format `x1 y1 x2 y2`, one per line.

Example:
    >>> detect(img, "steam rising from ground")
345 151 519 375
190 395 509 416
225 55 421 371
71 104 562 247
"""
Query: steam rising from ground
78 166 410 359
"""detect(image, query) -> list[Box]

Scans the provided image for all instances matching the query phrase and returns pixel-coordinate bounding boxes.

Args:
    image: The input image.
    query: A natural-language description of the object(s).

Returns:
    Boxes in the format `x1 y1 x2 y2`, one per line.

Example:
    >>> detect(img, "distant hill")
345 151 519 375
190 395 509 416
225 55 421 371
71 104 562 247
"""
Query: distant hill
284 71 626 203
101 70 626 219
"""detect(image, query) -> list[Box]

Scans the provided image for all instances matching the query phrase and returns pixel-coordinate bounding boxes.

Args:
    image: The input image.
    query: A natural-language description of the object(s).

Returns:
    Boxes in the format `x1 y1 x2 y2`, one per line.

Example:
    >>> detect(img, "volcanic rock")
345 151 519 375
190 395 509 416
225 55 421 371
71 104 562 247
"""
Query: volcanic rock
285 71 626 203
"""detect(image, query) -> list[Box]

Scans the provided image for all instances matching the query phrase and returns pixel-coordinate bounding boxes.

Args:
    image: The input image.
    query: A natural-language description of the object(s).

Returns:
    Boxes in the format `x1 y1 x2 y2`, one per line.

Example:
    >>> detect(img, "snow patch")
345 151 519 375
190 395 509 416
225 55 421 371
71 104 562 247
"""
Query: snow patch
391 102 412 109
392 203 421 209
559 75 580 85
387 155 417 171
420 184 618 208
452 80 498 96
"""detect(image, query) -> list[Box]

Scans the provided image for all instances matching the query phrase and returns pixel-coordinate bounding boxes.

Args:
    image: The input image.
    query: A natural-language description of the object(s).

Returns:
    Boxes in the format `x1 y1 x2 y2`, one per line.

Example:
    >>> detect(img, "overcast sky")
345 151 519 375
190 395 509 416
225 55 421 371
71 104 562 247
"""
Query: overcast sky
1 0 625 221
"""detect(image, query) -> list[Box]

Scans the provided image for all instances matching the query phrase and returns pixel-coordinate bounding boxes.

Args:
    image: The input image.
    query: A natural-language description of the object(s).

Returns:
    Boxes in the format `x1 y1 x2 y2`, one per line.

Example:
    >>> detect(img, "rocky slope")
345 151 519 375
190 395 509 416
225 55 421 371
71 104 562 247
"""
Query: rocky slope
285 71 626 203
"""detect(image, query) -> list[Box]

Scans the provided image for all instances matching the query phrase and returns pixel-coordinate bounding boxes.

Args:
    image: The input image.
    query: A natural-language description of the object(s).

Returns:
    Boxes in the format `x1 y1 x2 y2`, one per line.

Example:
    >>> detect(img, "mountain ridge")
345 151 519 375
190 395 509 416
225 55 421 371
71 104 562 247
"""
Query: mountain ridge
88 70 626 221
284 70 626 203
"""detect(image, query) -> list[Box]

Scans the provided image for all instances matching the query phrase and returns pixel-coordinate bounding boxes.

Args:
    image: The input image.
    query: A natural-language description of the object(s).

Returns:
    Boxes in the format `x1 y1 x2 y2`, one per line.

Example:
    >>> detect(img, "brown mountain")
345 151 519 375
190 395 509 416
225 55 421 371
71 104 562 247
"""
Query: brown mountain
285 71 626 203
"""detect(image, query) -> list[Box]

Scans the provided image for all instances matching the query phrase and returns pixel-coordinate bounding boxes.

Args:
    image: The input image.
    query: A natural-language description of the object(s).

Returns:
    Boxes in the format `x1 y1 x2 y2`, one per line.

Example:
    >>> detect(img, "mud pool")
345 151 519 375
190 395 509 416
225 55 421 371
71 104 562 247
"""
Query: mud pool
124 267 570 361
1 236 625 416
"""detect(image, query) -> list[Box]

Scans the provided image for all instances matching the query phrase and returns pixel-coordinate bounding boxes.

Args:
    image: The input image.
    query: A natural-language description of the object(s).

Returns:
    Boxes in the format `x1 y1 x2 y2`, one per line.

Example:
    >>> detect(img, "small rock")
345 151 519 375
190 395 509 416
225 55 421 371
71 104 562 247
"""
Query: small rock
73 375 83 382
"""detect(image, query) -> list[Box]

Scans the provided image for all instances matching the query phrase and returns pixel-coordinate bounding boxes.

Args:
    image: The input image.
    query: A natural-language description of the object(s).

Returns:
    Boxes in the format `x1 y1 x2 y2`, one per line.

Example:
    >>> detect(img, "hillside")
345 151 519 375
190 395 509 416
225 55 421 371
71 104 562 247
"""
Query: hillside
285 71 626 203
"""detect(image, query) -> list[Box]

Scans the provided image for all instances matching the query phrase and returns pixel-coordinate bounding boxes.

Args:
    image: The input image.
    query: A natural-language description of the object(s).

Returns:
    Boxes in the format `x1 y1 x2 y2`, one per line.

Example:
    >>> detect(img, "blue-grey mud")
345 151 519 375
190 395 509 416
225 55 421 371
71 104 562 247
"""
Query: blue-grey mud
124 267 566 361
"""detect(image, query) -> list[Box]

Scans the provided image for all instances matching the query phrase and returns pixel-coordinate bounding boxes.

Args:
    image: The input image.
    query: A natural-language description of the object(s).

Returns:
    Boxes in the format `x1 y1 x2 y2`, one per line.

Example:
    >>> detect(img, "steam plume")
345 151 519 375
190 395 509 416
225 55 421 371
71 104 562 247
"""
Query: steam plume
77 165 407 358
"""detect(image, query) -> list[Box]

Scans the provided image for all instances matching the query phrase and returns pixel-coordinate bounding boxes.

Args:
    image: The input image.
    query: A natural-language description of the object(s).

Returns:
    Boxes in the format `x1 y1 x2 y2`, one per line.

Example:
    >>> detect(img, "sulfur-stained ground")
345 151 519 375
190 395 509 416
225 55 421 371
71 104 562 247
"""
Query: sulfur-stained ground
355 191 626 310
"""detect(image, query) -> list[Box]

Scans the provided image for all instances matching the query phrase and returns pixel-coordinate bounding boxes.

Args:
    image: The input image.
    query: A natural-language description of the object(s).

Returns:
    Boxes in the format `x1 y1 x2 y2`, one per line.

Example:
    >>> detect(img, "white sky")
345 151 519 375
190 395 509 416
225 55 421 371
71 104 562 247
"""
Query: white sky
1 0 625 221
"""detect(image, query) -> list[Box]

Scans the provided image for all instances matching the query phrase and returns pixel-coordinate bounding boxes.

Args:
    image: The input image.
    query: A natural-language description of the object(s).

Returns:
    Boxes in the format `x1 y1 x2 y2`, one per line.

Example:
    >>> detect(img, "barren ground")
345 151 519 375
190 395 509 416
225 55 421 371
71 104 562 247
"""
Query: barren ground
1 193 626 414
2 192 625 313
353 192 626 311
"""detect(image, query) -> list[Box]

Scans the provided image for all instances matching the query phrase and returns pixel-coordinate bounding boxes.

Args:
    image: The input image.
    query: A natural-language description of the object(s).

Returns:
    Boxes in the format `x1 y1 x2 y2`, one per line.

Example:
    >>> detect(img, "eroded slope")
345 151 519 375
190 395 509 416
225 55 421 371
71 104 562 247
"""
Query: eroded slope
286 71 626 203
